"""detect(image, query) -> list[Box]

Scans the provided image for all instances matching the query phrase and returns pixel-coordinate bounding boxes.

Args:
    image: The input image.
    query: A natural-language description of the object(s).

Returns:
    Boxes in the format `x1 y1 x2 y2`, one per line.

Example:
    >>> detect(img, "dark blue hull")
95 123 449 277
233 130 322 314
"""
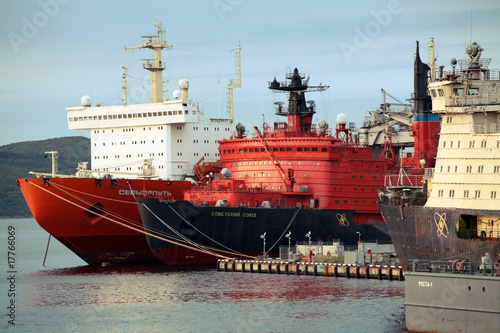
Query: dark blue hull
136 199 391 265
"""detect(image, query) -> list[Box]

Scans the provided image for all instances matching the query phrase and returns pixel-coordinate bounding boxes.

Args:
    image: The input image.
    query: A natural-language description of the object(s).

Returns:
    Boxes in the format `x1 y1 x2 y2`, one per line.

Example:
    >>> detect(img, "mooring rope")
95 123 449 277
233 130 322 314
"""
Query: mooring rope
266 206 300 253
163 201 253 258
25 179 232 259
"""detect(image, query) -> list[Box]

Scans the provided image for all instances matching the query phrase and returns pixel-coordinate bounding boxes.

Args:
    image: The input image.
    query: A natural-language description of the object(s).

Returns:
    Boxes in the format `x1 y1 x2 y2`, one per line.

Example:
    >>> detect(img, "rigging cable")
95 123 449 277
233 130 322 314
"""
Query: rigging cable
25 179 232 258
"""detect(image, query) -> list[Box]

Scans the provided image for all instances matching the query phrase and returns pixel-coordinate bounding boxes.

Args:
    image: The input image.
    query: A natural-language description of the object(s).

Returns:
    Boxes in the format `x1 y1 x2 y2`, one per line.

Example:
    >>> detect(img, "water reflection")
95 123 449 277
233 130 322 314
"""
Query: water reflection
21 265 406 332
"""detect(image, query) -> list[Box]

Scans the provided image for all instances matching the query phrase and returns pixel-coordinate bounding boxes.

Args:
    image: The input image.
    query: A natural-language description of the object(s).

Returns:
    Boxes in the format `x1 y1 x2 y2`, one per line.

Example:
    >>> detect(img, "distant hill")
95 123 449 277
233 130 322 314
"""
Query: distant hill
0 137 90 218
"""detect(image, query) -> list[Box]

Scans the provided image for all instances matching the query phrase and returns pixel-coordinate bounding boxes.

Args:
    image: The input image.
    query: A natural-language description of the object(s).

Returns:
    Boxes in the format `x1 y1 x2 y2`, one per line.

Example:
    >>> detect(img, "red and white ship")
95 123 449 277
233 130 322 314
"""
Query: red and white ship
18 21 238 265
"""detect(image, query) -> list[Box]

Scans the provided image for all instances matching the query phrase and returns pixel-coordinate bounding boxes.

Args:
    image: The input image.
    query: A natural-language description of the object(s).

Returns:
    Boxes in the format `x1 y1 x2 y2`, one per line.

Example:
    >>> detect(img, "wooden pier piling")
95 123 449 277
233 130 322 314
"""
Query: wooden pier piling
217 259 405 281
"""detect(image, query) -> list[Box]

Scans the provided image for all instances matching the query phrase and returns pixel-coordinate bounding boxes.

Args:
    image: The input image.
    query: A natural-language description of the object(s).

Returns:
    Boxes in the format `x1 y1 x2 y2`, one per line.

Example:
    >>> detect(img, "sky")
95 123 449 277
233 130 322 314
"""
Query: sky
1 0 500 146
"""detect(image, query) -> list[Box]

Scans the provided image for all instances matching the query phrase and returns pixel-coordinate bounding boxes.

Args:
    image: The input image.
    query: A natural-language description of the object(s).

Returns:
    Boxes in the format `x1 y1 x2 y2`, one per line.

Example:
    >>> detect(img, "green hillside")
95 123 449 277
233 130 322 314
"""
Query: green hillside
0 137 90 217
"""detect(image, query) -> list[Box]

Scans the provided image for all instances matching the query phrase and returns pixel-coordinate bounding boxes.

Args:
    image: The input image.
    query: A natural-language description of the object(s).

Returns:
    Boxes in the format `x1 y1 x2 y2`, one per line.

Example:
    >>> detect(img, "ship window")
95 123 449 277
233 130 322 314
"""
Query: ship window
321 148 327 152
430 89 437 97
457 141 460 148
447 166 450 172
478 166 483 173
438 189 443 197
464 190 469 198
249 148 254 152
244 149 248 153
475 190 481 198
273 148 278 152
312 148 318 152
455 166 458 172
491 191 497 199
148 113 152 117
297 148 303 152
494 166 499 173
304 148 310 152
438 89 444 97
450 141 453 148
232 149 236 153
481 140 487 148
239 149 243 153
443 141 446 148
449 190 455 197
453 88 464 96
469 141 475 148
466 165 472 173
280 147 285 152
468 88 478 95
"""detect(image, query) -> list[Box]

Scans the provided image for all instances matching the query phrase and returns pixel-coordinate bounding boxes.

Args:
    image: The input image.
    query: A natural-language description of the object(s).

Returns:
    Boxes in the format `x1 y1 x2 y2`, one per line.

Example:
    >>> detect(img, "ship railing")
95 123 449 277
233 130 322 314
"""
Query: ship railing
437 67 500 81
383 173 424 188
408 259 476 275
472 123 500 134
458 229 500 241
377 192 427 207
447 94 493 108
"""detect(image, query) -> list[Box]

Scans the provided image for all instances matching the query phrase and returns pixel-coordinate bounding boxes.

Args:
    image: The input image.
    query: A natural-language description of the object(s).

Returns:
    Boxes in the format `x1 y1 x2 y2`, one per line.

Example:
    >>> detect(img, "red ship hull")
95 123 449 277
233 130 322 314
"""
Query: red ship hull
18 177 191 264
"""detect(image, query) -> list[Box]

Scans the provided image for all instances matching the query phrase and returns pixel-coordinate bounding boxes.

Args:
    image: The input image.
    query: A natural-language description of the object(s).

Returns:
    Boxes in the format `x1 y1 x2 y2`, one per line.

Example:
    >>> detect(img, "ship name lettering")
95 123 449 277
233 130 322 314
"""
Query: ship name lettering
418 281 432 287
211 212 225 217
224 212 240 217
119 189 171 197
243 213 256 218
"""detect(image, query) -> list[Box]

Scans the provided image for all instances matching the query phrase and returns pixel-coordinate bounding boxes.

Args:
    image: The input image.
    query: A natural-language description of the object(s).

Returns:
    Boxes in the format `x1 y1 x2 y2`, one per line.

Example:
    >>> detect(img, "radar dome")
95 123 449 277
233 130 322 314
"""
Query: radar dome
81 95 92 107
179 79 189 90
173 90 181 99
336 113 348 125
221 168 232 179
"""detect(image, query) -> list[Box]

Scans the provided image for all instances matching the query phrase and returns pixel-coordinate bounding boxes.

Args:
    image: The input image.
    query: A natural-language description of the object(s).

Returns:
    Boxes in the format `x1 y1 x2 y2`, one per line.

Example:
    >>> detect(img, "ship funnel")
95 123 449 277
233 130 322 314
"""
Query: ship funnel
179 79 189 101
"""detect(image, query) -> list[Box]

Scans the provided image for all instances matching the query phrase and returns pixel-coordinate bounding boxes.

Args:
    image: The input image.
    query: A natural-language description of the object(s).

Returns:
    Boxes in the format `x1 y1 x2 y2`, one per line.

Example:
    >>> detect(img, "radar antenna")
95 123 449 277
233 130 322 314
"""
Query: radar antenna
125 20 172 103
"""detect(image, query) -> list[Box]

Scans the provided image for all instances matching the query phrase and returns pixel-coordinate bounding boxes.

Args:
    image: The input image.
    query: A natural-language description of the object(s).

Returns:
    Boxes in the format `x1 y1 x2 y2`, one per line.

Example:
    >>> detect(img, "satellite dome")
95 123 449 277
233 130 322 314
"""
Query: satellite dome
336 113 348 125
173 90 181 99
81 95 92 107
179 79 189 90
221 168 232 179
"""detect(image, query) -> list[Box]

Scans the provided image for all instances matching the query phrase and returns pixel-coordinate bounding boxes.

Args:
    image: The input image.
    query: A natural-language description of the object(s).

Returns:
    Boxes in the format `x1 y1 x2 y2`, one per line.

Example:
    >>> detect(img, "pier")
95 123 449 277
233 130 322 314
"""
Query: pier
217 259 405 281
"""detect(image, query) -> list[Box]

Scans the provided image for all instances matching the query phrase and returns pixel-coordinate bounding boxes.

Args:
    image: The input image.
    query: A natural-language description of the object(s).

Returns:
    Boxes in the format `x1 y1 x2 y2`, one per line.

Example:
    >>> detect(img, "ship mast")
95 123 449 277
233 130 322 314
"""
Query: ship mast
427 37 436 82
121 66 128 106
227 46 241 122
125 20 172 103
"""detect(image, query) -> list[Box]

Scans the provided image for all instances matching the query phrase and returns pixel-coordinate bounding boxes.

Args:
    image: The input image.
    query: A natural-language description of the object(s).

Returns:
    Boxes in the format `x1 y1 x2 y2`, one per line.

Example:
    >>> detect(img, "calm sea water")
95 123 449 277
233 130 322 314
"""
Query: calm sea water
1 218 407 332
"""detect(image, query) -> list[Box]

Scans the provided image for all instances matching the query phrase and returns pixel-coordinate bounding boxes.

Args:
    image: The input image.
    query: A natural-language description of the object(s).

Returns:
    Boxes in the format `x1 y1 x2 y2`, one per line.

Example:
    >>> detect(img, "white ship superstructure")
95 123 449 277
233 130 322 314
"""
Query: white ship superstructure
67 95 232 180
425 42 500 217
66 21 240 180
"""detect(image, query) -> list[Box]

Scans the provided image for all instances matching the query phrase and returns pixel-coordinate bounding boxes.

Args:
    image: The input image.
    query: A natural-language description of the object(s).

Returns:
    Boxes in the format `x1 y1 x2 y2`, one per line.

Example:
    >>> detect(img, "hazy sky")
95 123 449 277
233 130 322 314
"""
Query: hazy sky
1 0 500 146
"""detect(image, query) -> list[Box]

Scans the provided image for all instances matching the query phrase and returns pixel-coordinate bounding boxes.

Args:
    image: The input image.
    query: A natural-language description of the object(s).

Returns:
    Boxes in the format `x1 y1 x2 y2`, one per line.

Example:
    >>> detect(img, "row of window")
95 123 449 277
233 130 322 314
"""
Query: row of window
439 164 499 173
94 152 165 159
437 189 497 199
95 165 166 172
221 147 340 154
70 110 191 123
430 87 478 98
442 140 500 148
93 126 166 134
